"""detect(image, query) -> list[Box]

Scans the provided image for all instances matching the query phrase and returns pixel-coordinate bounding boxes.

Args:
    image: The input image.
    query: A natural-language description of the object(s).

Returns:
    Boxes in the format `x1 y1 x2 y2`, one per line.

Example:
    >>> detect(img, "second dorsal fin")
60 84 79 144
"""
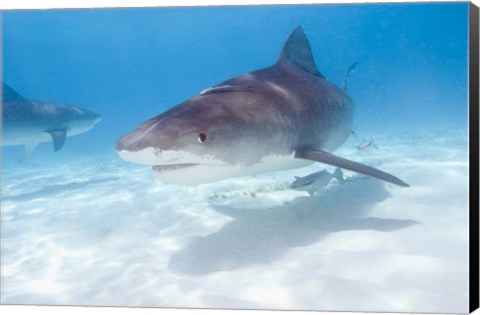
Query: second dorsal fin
276 26 324 78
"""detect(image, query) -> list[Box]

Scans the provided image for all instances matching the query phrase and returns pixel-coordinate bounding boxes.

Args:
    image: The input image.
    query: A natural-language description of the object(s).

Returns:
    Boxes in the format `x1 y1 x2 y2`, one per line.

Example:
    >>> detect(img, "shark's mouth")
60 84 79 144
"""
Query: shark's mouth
117 147 217 171
152 163 198 172
150 162 235 186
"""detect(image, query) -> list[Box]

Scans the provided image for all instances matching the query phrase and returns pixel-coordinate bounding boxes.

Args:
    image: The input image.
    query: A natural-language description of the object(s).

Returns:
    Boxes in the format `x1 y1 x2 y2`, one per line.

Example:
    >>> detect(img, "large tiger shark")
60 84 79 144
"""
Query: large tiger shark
2 83 102 160
115 26 409 187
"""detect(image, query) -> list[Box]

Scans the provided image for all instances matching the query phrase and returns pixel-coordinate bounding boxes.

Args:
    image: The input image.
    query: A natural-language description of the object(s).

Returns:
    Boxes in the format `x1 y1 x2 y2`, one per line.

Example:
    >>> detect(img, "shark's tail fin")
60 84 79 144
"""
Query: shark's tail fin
342 62 359 92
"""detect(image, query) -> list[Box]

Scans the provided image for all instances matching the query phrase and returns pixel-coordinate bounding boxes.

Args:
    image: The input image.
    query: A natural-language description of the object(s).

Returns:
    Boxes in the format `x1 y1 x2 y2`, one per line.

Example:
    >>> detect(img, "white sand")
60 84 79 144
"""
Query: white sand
0 128 470 313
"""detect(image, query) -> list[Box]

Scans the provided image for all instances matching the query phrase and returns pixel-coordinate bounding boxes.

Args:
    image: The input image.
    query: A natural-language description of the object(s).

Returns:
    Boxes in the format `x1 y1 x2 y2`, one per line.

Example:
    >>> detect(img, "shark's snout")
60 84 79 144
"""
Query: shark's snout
115 132 140 152
115 118 160 153
115 136 126 152
115 132 161 166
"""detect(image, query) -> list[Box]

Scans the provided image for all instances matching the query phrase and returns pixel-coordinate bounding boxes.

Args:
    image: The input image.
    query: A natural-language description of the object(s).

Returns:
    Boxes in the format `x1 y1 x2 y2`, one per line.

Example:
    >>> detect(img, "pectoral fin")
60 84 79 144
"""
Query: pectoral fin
46 130 67 152
295 148 409 187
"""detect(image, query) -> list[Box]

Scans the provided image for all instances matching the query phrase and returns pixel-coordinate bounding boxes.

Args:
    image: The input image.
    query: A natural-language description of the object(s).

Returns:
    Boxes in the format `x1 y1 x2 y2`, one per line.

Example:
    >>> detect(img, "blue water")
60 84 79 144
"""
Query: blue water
0 3 472 312
2 2 469 161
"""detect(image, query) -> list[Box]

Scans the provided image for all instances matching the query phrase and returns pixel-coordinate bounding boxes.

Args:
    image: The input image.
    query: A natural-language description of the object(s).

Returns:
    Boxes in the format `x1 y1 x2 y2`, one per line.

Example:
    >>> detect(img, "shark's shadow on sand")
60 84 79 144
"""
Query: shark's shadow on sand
168 179 418 275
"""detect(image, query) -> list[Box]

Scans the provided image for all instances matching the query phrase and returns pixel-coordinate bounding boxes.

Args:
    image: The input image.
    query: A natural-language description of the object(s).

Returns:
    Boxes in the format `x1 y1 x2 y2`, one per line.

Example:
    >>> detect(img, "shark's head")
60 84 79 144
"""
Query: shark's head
64 106 103 136
114 26 333 185
86 110 102 127
115 90 305 185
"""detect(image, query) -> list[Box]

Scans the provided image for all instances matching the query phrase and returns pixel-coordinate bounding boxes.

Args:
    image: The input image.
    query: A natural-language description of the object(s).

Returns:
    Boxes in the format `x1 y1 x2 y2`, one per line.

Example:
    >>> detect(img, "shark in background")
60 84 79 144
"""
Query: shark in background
115 26 409 188
1 83 102 160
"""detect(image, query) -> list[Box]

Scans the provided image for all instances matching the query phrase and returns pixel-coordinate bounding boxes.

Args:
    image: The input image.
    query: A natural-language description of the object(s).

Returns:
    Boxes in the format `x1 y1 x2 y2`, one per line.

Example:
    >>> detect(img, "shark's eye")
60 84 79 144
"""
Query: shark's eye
197 133 207 143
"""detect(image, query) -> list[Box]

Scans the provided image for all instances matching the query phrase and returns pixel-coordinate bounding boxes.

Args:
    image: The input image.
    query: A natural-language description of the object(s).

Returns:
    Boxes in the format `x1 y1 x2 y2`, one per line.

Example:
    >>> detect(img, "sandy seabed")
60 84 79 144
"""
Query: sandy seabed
0 128 470 313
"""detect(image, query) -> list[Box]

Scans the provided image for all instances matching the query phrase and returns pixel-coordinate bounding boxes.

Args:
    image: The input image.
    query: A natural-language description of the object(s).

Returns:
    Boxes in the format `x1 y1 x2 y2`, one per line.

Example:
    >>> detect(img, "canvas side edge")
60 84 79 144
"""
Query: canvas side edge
469 1 480 313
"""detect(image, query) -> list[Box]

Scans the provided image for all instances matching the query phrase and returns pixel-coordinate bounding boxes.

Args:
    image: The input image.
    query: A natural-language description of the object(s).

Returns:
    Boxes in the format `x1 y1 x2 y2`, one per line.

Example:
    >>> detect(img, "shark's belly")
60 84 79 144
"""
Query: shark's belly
308 98 354 152
313 118 353 152
1 128 52 146
2 123 94 147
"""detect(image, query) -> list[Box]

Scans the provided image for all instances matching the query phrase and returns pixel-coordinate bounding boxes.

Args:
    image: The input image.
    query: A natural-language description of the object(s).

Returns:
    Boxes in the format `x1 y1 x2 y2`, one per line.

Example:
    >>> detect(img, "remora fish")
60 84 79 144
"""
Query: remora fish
115 26 409 187
2 83 102 159
357 136 379 151
291 168 345 196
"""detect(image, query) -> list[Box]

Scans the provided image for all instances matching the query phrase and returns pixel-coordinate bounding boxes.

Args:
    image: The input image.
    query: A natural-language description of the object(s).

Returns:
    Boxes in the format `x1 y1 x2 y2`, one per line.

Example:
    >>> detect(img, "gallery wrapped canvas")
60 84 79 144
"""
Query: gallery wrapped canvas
1 0 479 314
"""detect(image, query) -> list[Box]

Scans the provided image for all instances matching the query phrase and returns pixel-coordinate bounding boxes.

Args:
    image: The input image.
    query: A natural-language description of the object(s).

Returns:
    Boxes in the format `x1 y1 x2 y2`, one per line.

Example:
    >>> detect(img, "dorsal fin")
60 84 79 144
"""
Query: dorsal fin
276 26 324 78
3 83 26 102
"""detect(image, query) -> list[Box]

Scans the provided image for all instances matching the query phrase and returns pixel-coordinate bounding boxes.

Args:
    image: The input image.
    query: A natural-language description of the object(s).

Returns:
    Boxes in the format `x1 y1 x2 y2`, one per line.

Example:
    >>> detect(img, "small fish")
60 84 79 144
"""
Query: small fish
291 168 345 196
357 136 379 151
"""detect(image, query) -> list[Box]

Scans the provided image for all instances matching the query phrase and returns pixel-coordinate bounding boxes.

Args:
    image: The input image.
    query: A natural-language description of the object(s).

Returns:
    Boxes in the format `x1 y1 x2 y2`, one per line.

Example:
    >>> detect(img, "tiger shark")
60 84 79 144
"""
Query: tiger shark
1 83 102 160
115 26 409 187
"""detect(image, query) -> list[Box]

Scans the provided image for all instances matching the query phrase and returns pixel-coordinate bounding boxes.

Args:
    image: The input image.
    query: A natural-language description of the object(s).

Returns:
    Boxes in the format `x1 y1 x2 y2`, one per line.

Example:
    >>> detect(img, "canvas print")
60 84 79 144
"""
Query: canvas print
1 1 478 313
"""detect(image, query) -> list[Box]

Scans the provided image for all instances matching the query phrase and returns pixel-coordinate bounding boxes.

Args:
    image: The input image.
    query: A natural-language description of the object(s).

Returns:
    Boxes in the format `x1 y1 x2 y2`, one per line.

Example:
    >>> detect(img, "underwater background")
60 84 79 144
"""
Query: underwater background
1 2 471 313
